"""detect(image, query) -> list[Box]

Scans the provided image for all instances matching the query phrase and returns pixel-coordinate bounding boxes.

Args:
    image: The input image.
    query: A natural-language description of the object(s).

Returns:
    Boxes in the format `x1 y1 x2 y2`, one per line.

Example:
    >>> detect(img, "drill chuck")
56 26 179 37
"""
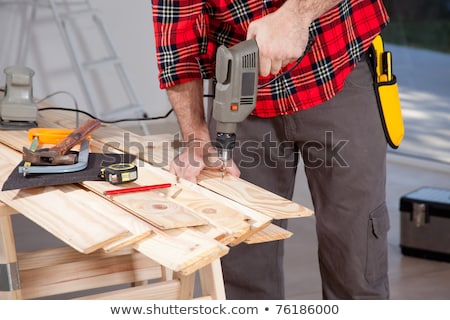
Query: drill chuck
214 132 236 162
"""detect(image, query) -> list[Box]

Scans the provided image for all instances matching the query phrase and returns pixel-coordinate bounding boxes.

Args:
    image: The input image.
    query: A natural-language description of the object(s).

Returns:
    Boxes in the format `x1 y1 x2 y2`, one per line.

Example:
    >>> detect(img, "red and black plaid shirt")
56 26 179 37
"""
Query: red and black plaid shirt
151 0 389 118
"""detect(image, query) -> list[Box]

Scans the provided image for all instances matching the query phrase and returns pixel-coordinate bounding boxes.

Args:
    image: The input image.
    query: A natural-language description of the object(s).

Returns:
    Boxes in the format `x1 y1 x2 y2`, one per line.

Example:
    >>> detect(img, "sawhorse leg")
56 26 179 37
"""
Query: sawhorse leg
171 259 226 299
0 202 22 299
198 259 226 300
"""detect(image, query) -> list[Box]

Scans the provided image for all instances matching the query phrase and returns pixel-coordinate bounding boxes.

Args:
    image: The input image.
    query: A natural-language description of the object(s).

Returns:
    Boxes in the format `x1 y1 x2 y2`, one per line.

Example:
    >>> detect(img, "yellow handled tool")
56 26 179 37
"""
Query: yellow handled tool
370 35 404 149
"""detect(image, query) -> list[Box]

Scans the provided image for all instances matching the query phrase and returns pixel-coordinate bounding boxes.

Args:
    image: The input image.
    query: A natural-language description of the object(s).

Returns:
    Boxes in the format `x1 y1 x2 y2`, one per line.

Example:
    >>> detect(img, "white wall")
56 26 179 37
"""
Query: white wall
0 0 176 134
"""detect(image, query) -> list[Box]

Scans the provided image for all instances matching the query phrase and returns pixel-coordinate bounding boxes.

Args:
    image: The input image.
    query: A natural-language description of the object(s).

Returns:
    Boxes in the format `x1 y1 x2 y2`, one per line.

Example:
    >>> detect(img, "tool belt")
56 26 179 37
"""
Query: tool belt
368 35 404 149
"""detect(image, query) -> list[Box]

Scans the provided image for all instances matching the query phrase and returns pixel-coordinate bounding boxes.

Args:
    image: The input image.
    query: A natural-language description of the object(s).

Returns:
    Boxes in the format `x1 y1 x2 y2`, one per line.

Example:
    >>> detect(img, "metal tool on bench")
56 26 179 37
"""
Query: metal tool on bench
20 118 101 176
22 128 76 175
0 66 38 130
19 139 90 175
99 163 138 185
212 39 259 178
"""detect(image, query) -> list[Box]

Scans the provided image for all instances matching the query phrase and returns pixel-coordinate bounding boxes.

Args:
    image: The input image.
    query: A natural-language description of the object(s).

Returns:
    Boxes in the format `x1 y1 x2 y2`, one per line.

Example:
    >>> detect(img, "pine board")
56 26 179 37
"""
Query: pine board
0 130 209 231
18 247 163 299
85 138 275 244
36 110 314 220
0 141 230 274
76 280 182 300
62 188 154 252
134 227 229 275
0 187 129 254
198 169 313 219
245 223 293 244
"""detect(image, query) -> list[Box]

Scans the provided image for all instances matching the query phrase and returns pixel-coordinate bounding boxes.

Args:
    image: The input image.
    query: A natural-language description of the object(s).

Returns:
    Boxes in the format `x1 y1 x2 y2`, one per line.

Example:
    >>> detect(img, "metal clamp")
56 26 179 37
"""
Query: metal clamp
18 139 90 174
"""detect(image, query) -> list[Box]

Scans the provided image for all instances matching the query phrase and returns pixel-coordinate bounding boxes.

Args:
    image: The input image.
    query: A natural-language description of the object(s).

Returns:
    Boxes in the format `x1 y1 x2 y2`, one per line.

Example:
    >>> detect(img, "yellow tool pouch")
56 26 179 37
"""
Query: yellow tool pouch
368 35 404 149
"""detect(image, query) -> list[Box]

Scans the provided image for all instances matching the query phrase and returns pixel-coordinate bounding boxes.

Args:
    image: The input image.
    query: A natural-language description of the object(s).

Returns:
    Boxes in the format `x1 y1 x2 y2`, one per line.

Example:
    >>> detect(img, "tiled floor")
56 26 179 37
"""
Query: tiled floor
285 153 450 299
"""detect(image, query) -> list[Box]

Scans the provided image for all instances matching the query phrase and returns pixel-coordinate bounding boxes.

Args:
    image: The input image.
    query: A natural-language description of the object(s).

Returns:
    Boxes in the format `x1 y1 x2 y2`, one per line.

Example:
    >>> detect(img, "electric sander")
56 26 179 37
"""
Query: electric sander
0 66 38 130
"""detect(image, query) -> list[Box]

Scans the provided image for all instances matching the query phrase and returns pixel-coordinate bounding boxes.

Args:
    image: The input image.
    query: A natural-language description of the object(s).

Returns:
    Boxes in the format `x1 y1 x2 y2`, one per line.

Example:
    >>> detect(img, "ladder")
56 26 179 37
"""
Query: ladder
15 0 150 134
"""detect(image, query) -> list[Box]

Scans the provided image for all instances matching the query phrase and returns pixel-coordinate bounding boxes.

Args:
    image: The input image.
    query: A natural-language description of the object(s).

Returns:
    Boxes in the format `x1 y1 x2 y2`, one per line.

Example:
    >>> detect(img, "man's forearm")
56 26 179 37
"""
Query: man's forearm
166 79 210 142
285 0 343 22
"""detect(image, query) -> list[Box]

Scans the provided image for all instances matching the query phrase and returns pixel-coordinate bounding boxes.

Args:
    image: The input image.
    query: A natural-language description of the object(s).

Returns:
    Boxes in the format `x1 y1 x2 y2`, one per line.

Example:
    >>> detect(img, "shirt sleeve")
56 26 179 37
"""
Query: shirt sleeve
151 0 212 89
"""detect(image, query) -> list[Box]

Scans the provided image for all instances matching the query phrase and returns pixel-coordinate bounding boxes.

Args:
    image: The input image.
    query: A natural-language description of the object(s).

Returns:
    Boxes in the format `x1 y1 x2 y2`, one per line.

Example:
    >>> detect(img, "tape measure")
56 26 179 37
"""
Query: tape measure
99 163 138 185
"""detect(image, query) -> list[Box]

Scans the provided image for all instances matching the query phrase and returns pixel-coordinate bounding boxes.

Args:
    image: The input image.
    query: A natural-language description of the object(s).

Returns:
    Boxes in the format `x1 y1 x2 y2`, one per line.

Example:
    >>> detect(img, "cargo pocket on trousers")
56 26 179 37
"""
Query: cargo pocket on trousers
365 203 390 283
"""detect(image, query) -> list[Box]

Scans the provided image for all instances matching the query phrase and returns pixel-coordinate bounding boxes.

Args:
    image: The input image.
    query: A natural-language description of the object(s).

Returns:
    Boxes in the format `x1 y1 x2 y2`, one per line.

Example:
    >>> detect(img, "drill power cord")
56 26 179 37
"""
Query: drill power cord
32 90 173 127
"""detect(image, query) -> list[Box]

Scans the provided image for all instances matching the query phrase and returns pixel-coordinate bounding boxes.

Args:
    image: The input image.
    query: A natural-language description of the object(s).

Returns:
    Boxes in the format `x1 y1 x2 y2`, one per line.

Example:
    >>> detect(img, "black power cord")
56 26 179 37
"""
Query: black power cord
1 87 173 126
37 90 173 127
37 106 174 124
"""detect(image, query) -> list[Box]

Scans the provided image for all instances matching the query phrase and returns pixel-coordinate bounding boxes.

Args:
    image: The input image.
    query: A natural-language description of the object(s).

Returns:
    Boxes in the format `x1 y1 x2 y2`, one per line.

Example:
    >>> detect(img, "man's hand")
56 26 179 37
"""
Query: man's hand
166 80 240 183
247 0 342 76
169 139 240 183
247 1 311 76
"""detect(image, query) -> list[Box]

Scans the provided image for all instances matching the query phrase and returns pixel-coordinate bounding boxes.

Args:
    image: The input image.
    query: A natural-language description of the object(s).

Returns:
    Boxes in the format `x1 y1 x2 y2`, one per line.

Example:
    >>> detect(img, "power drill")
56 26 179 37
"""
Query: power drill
212 39 259 172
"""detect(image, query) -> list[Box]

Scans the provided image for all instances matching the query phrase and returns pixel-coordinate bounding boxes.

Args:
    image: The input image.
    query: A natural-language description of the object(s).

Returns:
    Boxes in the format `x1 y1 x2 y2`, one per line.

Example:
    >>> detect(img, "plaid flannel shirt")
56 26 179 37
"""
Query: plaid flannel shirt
151 0 389 118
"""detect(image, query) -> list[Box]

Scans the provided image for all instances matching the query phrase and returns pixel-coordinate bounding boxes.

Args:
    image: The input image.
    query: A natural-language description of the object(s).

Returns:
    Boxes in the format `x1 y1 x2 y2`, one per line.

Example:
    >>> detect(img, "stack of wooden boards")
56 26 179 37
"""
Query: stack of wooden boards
0 109 313 299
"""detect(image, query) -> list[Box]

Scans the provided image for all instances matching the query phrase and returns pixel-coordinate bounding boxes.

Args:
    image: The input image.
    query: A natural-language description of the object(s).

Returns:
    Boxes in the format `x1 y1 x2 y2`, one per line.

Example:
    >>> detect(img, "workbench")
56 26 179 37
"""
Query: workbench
0 109 313 300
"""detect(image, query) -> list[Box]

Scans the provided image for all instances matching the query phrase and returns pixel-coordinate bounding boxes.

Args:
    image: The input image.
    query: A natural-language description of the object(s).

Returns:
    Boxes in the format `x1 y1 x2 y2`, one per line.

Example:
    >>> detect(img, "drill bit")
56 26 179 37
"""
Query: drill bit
218 149 230 181
221 161 225 180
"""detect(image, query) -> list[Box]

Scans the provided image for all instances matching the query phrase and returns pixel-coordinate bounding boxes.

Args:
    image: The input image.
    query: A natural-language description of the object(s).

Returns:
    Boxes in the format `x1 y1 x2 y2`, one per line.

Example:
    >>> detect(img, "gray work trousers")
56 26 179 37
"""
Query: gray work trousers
212 54 390 300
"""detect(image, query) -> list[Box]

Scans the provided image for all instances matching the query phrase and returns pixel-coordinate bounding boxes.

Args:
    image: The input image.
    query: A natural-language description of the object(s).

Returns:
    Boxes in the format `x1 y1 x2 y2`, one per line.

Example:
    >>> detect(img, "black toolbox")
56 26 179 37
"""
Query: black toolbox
399 187 450 262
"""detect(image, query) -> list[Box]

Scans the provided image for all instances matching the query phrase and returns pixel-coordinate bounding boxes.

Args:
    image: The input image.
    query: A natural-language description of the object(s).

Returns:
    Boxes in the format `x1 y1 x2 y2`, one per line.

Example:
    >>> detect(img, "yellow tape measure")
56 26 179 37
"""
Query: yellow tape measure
99 163 138 185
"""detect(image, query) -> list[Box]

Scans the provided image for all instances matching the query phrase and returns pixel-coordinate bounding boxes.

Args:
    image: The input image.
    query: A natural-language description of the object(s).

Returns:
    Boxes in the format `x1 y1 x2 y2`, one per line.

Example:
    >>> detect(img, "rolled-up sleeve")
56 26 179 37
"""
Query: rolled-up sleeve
151 1 212 89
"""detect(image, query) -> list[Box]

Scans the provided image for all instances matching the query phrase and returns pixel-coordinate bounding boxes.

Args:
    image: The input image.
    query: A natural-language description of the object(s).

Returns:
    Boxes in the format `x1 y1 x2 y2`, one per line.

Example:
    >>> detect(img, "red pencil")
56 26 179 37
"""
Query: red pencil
103 183 172 196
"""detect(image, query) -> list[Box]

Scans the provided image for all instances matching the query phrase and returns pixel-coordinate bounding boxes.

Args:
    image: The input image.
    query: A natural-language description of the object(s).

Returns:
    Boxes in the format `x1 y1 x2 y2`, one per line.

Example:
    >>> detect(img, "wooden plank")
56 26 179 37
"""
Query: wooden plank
76 280 181 300
36 110 314 221
0 130 209 231
0 146 129 253
0 129 28 153
86 180 208 230
0 138 153 252
192 224 233 244
0 187 130 254
0 204 22 299
34 111 312 244
198 169 313 219
134 228 229 276
18 248 163 299
86 139 273 245
0 140 23 188
103 129 314 221
0 118 307 247
61 188 154 252
245 223 293 244
16 246 136 271
136 163 276 245
0 143 229 279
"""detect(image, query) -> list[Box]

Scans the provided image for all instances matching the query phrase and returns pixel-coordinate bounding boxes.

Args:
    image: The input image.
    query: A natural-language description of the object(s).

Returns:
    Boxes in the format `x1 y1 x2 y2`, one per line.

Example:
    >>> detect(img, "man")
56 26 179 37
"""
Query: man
151 0 390 299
